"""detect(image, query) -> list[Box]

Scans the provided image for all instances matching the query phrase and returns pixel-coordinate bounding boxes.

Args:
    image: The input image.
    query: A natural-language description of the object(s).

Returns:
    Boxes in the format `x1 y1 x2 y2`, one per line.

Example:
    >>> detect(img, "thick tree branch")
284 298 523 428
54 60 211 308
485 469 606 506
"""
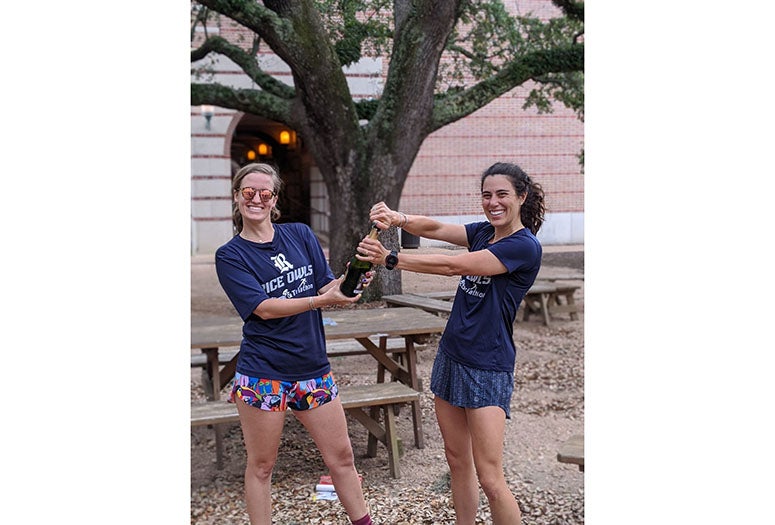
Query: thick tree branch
430 43 583 131
196 0 305 69
191 36 295 99
196 0 359 167
191 83 291 124
196 0 287 34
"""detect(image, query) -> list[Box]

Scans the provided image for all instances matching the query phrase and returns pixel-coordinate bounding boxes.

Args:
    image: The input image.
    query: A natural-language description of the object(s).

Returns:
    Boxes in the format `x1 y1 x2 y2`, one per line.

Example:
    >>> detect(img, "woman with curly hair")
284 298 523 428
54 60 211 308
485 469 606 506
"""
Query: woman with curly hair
360 162 545 524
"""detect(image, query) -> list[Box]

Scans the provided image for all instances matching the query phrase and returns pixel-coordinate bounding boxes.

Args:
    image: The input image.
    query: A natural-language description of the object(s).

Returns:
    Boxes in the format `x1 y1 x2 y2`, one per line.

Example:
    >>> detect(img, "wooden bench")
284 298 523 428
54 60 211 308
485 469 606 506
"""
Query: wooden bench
191 348 239 368
382 294 453 316
191 382 421 478
326 337 421 357
557 434 584 472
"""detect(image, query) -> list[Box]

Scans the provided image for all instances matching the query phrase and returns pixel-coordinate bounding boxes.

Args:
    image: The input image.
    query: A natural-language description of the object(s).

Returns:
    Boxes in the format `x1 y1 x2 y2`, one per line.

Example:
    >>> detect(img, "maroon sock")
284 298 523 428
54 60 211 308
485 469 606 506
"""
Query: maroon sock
352 514 373 525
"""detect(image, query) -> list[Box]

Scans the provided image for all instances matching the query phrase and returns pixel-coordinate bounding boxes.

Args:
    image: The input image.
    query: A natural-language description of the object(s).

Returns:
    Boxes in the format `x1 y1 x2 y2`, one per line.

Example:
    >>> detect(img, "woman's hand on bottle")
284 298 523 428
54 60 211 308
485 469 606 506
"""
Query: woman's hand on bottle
323 270 375 304
359 270 375 292
356 238 388 266
369 201 399 230
340 262 376 296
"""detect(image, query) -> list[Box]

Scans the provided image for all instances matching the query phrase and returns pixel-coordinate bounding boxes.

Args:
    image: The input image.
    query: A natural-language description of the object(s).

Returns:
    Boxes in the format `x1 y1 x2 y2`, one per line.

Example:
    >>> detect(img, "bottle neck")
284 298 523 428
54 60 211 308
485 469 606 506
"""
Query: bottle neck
367 222 379 240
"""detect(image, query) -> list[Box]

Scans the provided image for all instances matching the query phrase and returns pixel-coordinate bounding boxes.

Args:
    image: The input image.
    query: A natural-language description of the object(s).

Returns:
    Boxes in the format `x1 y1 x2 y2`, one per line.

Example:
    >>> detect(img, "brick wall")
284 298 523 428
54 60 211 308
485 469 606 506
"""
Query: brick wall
402 87 584 217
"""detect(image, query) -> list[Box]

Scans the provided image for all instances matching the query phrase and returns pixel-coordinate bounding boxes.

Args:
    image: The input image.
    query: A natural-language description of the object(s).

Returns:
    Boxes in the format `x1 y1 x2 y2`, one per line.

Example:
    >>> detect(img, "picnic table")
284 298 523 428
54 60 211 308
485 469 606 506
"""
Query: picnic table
384 280 582 327
557 434 584 472
191 307 446 475
520 282 581 326
191 308 445 403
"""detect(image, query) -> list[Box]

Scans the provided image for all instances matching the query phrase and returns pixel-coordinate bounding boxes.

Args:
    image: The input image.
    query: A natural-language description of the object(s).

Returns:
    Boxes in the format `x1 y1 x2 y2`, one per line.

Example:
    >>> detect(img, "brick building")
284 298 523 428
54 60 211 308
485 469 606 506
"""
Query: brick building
191 1 583 254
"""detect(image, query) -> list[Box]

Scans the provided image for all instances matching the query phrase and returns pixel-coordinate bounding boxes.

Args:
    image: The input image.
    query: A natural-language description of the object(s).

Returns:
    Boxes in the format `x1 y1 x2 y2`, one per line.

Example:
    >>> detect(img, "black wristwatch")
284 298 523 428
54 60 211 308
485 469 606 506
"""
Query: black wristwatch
385 250 399 270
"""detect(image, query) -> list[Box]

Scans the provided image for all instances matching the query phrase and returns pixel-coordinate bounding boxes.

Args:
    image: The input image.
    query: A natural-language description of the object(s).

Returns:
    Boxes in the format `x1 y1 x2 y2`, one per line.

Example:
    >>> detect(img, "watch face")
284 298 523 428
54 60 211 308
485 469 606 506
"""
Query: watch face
386 251 398 269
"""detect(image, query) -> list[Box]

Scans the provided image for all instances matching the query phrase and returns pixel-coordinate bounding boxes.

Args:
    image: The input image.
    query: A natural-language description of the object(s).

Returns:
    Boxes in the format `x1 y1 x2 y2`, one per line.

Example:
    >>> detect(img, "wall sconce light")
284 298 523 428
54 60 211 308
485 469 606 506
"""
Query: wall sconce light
246 150 256 161
279 130 297 149
201 105 214 130
258 143 269 156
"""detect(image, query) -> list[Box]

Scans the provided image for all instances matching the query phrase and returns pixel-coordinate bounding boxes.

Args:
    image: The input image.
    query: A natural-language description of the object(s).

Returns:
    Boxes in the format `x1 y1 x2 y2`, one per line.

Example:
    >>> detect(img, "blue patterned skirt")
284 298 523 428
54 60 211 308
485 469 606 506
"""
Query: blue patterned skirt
430 348 514 418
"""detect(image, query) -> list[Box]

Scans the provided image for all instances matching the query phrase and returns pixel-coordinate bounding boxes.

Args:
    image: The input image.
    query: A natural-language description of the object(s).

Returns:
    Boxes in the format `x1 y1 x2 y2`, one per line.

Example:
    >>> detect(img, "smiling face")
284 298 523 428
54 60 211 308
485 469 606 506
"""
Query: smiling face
235 171 277 223
481 174 525 231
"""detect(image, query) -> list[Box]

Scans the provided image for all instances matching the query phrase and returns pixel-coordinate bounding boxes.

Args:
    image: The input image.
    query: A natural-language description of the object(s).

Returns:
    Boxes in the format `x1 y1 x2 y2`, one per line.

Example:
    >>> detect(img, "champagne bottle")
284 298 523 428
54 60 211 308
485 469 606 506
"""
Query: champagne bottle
339 223 380 297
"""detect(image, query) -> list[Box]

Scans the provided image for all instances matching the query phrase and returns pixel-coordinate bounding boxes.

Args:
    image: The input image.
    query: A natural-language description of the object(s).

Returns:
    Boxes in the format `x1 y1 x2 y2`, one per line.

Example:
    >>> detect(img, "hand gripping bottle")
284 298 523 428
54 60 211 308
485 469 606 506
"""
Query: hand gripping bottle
339 223 380 297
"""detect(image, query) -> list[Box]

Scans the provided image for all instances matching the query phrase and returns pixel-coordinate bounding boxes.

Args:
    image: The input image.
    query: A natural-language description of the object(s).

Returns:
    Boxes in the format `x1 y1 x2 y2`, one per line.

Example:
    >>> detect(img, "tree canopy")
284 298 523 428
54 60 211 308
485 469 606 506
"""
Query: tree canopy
191 0 584 296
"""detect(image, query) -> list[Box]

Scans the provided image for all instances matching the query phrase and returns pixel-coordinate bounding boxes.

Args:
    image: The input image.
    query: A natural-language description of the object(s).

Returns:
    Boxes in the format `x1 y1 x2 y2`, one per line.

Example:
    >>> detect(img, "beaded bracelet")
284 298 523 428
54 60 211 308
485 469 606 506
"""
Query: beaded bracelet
398 212 408 228
308 296 317 310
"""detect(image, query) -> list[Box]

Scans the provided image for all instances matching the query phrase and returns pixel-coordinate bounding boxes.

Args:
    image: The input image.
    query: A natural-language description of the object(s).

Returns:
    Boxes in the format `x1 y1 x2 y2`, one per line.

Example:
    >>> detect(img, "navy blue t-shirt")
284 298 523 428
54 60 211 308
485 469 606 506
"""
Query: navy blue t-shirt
438 222 542 372
214 223 336 381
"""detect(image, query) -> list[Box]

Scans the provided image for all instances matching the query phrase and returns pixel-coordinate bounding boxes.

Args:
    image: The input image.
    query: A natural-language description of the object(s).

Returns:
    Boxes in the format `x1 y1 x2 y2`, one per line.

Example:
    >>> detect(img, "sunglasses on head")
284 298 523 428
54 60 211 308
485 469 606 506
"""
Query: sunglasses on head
239 187 275 202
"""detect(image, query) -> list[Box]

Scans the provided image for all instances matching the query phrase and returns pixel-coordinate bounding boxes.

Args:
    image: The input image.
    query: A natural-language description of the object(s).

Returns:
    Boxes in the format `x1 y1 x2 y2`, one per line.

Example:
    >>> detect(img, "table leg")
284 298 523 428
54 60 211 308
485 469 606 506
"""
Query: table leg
566 292 579 320
201 347 225 469
383 405 401 478
219 354 239 391
356 335 424 449
539 293 551 327
367 406 379 457
202 347 220 401
521 297 539 322
359 337 409 385
376 335 387 384
404 337 424 449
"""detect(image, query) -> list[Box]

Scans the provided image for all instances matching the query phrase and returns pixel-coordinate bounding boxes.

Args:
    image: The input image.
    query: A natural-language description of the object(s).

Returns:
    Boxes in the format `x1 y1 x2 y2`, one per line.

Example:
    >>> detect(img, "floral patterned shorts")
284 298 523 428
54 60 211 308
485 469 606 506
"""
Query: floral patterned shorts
229 371 338 412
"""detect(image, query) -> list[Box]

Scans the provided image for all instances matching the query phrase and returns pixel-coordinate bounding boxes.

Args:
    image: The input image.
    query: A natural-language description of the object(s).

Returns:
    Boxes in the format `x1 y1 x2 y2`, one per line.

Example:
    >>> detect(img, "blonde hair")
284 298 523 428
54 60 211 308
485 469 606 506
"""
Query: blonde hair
231 163 284 233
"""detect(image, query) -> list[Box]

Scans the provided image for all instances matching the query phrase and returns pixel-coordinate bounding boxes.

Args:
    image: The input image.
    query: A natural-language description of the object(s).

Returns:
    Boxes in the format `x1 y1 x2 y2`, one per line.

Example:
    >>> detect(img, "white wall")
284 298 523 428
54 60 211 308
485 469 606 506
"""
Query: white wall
408 212 583 248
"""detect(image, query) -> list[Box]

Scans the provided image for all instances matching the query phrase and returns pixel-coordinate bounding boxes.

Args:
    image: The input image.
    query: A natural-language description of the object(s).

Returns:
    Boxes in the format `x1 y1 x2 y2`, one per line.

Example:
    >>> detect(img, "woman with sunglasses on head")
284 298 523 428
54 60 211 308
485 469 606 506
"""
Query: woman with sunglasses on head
214 163 375 525
359 162 545 525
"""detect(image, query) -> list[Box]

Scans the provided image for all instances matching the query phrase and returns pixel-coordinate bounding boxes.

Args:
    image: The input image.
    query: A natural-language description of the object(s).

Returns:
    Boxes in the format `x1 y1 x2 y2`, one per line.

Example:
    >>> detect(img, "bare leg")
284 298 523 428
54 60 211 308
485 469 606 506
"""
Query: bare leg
435 396 479 524
235 399 286 525
294 397 369 521
467 406 521 524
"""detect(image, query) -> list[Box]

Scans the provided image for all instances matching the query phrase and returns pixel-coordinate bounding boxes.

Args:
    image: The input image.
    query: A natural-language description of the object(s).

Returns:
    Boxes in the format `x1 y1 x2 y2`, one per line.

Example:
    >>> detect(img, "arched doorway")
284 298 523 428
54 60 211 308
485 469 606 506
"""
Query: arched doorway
230 114 310 227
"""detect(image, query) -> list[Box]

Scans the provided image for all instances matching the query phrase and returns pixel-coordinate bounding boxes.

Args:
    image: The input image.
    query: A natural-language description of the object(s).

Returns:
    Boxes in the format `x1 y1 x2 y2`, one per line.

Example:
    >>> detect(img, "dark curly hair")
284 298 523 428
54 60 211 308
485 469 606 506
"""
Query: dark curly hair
480 162 545 235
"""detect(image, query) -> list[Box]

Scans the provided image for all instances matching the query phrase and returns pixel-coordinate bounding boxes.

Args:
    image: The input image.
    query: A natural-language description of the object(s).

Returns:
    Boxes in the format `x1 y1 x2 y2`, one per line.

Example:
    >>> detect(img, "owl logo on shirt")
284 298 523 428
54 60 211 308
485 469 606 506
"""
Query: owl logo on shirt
271 253 294 273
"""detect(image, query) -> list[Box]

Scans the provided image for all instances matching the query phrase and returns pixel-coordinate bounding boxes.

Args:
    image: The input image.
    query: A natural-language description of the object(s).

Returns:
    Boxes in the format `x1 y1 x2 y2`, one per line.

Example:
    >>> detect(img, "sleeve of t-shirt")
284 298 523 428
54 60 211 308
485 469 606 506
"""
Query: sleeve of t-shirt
215 244 270 321
487 234 541 273
465 221 491 250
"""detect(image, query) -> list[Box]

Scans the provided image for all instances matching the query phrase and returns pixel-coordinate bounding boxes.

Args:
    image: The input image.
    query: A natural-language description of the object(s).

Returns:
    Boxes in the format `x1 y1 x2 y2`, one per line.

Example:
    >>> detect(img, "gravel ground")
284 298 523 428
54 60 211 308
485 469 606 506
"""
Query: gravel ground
191 246 584 524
